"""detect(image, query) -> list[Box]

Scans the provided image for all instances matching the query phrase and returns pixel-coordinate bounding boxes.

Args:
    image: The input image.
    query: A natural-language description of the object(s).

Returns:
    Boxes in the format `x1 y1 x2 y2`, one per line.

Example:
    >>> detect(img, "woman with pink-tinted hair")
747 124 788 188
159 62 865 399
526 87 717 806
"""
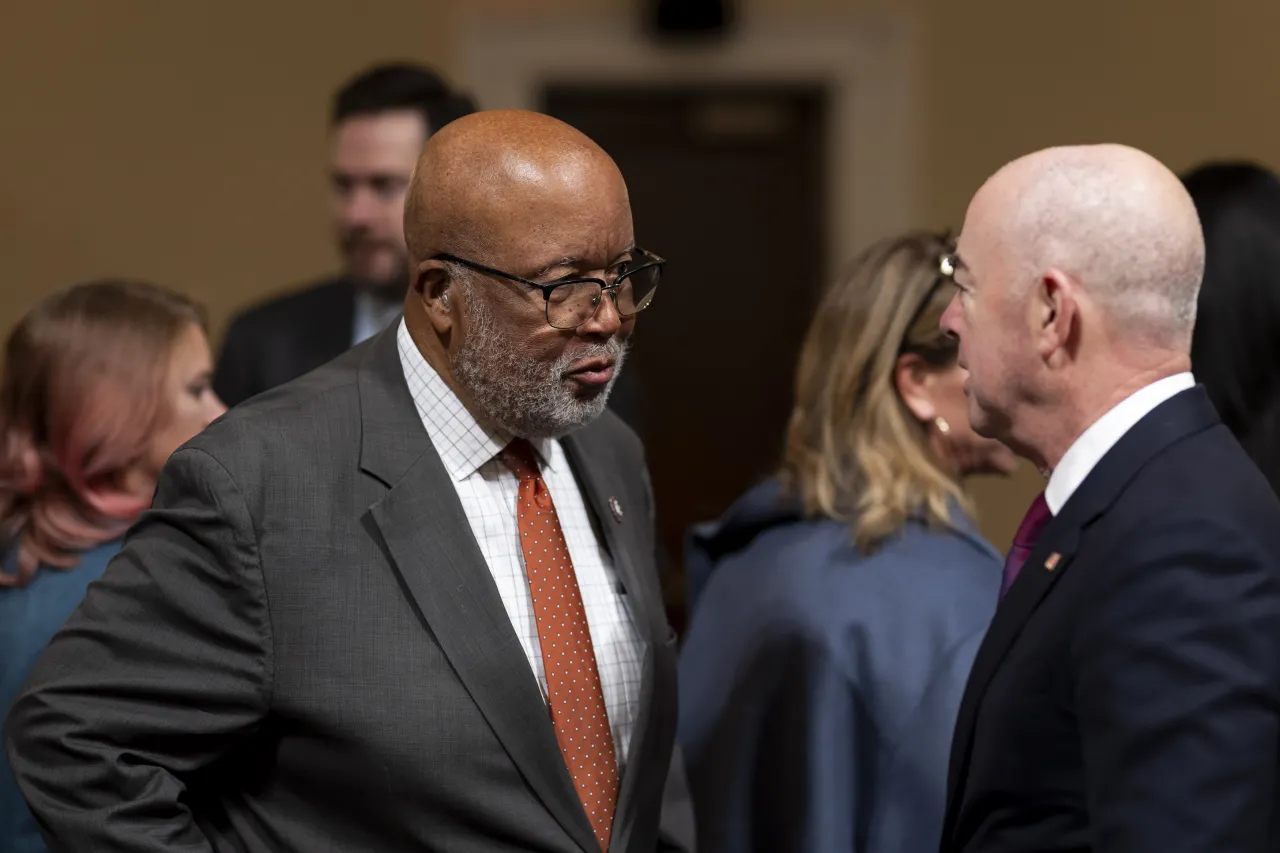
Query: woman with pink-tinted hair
0 279 226 853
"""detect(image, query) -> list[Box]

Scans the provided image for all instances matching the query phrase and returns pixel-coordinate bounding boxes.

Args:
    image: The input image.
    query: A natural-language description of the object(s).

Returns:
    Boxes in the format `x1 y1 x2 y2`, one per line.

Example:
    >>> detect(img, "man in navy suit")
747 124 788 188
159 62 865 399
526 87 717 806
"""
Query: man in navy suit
938 143 1280 853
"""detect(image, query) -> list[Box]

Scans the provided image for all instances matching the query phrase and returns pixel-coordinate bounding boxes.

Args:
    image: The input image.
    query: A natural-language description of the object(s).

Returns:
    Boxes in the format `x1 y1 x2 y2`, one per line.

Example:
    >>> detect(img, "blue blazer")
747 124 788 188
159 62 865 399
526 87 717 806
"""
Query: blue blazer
943 386 1280 853
0 541 122 853
677 479 1001 853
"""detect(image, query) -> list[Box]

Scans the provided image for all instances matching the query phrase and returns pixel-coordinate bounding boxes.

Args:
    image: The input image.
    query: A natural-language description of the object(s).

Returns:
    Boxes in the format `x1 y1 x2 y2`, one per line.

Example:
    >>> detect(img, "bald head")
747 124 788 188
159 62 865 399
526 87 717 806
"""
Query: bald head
398 110 640 441
972 143 1205 349
403 109 629 265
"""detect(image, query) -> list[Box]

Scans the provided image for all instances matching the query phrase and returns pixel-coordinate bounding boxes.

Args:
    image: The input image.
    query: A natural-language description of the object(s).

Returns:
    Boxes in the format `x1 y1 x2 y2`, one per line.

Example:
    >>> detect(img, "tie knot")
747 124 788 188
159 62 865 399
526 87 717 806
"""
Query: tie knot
500 438 542 482
1014 492 1053 549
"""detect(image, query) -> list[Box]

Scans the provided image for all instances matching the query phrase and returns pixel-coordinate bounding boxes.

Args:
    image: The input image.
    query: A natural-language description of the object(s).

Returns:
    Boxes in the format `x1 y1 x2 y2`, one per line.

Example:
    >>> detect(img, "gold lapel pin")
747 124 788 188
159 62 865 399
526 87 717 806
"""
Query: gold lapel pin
1045 552 1061 571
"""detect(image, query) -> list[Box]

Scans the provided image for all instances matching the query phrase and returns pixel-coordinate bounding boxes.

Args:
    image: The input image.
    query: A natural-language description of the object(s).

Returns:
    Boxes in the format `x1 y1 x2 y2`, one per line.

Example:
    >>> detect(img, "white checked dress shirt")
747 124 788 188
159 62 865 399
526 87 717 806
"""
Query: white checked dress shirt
396 320 645 770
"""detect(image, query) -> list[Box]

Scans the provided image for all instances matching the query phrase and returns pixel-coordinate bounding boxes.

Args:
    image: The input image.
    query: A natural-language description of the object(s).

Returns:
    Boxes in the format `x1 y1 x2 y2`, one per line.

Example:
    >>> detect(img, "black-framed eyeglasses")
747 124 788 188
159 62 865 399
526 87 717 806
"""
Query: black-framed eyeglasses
430 247 665 330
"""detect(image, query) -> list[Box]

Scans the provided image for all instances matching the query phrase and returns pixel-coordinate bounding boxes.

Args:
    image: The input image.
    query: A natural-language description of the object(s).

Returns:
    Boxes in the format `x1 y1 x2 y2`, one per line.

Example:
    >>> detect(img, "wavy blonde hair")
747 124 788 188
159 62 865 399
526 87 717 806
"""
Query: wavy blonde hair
780 230 968 553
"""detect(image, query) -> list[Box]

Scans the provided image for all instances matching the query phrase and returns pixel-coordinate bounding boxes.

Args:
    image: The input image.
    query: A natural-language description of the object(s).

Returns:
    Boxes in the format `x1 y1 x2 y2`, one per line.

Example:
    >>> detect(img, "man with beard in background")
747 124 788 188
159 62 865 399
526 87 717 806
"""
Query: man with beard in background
213 62 476 407
6 109 693 853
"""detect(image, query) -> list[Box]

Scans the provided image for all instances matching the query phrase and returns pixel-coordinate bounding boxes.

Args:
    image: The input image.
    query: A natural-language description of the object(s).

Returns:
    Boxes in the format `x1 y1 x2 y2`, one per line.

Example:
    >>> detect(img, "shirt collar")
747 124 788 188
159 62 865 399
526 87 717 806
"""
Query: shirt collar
353 289 405 344
1044 371 1195 515
395 319 557 481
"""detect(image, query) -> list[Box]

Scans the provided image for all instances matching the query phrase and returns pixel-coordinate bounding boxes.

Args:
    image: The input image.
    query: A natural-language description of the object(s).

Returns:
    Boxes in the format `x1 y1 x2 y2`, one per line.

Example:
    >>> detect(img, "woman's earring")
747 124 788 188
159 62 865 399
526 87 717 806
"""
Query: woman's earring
935 416 951 435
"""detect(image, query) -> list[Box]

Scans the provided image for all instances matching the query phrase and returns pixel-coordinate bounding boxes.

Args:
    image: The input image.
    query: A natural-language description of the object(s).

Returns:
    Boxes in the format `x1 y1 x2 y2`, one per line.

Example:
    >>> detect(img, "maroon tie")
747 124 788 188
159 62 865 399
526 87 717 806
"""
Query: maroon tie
999 492 1052 599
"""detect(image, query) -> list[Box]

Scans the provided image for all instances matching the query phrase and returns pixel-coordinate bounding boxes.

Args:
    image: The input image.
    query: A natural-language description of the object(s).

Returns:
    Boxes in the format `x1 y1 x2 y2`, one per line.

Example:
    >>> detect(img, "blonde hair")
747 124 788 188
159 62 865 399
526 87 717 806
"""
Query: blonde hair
781 231 968 553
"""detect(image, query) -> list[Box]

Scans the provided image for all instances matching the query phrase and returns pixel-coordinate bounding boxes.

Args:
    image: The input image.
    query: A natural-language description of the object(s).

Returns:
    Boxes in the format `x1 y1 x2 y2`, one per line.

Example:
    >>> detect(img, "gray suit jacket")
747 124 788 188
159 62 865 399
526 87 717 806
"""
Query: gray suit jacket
4 326 693 853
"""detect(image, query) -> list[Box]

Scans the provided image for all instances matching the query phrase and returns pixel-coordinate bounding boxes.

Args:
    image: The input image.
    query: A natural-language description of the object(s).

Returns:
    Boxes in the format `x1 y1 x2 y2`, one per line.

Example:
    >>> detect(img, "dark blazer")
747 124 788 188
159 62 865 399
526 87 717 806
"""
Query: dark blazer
213 276 356 407
4 326 693 853
679 479 1000 853
943 386 1280 853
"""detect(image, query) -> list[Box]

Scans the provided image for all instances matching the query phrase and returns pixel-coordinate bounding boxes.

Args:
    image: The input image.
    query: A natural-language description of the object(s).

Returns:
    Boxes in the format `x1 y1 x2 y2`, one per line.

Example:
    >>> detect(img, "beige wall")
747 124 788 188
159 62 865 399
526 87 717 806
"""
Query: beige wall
4 0 1277 547
0 1 454 335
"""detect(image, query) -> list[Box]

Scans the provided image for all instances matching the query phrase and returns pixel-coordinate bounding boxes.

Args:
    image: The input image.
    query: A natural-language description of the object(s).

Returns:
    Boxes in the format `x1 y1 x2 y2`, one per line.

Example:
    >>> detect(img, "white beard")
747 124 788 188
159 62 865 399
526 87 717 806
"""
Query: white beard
451 284 628 440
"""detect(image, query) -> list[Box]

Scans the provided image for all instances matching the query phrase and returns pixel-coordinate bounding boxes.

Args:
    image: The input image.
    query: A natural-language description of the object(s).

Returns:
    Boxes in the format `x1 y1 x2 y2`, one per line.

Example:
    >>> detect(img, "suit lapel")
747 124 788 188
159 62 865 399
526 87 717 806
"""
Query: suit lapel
943 520 1080 832
561 434 660 643
357 329 598 853
942 386 1223 843
562 432 674 853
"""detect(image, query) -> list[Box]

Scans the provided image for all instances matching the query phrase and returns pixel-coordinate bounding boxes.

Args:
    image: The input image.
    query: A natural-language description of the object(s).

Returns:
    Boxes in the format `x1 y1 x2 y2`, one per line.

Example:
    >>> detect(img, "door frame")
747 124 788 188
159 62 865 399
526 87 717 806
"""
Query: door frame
457 11 921 283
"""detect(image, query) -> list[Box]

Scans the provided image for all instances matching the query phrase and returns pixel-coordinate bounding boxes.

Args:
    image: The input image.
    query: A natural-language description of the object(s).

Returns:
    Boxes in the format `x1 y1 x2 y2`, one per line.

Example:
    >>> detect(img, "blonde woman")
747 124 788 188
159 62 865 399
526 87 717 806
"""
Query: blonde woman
677 231 1017 853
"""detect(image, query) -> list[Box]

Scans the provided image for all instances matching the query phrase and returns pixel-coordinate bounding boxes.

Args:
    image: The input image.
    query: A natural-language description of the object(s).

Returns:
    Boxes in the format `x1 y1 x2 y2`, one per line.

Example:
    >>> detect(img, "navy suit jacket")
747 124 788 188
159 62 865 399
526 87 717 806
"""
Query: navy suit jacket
942 386 1280 853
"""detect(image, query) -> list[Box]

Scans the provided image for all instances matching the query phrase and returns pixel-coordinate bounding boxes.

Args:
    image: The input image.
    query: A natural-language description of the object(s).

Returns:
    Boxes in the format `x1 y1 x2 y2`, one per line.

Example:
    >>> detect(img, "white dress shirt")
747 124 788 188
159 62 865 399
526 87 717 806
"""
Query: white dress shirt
396 320 645 770
1044 372 1196 515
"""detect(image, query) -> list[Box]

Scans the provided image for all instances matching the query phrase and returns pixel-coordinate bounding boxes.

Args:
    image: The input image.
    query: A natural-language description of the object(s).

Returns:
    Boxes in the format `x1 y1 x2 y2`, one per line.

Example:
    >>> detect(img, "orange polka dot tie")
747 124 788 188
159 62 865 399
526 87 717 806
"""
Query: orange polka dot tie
501 439 619 851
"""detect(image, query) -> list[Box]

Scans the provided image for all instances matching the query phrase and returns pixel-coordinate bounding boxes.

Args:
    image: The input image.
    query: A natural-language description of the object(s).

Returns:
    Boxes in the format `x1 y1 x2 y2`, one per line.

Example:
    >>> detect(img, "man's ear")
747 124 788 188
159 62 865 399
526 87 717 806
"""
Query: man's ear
413 260 456 333
1034 268 1079 361
894 352 937 423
